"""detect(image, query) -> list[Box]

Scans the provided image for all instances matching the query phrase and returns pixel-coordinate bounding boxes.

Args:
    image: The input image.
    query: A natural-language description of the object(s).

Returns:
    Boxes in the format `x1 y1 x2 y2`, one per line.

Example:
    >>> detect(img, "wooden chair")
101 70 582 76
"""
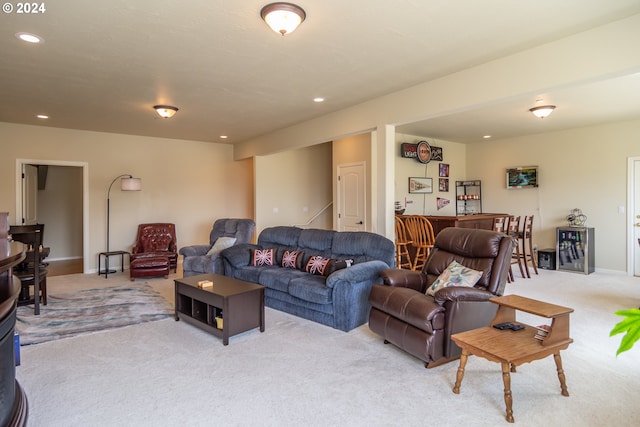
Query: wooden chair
507 216 525 280
493 216 511 282
394 216 413 269
492 216 509 234
403 215 435 271
9 224 48 314
519 215 538 278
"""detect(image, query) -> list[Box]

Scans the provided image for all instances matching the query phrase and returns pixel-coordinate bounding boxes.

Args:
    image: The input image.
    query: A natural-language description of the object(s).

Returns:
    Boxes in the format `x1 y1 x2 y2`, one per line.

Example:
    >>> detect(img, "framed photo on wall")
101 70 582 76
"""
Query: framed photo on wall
439 163 449 177
408 177 433 194
439 178 449 192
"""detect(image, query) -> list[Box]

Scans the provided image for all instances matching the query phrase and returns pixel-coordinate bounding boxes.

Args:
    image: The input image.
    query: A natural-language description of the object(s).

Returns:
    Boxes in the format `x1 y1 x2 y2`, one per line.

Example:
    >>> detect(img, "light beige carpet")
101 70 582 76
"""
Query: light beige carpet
14 268 640 426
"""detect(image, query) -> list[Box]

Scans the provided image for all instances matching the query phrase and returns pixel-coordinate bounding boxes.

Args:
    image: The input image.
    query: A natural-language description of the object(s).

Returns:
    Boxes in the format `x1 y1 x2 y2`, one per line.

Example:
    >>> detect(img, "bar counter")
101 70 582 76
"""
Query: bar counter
422 213 509 235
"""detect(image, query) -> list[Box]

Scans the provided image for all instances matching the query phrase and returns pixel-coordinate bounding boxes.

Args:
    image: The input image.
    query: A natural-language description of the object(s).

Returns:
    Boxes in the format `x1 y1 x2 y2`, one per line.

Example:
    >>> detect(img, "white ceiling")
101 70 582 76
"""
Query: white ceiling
2 0 640 145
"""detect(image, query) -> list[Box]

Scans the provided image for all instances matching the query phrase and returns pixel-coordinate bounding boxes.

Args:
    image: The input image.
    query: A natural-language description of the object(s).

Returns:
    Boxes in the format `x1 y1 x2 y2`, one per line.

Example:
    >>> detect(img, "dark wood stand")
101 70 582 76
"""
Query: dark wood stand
174 274 264 345
1 212 28 427
424 213 509 236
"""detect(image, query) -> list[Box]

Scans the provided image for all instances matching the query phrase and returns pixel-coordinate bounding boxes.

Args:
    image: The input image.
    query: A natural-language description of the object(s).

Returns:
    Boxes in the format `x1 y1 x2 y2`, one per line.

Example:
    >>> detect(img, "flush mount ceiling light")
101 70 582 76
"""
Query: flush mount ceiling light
261 2 306 36
15 32 44 43
153 105 178 118
529 105 556 119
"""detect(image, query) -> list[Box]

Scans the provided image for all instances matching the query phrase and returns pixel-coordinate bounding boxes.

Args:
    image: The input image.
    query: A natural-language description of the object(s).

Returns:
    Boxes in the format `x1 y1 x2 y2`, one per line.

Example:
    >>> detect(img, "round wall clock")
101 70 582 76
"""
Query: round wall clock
416 140 431 163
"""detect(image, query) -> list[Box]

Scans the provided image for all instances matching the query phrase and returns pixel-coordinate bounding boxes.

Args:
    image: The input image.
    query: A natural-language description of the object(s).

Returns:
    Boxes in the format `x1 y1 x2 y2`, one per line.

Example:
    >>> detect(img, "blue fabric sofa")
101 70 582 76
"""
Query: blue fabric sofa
221 226 395 332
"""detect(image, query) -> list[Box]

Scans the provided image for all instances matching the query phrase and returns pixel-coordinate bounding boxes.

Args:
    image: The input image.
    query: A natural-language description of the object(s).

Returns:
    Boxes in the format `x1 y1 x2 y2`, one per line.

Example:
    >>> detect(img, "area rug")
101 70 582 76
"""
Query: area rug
16 284 173 345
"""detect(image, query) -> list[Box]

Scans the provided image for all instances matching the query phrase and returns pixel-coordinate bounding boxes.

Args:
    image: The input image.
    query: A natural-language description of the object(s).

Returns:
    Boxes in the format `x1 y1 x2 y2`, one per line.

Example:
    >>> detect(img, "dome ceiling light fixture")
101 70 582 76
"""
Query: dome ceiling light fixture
529 105 556 119
153 105 178 118
260 2 306 36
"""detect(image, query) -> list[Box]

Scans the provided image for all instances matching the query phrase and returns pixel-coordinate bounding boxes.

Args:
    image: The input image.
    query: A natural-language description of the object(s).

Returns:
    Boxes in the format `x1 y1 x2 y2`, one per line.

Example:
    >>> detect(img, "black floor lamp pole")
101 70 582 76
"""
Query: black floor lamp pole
102 174 133 275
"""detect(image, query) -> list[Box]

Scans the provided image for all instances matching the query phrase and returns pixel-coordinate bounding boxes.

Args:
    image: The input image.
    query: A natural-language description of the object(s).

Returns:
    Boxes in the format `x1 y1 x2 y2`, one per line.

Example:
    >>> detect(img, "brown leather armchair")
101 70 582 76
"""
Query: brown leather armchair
130 223 178 279
368 227 514 368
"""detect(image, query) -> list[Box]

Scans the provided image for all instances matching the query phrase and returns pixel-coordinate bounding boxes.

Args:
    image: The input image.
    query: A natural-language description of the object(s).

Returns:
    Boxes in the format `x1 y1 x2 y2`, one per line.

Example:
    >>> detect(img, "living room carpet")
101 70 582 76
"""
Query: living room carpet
14 269 640 426
15 284 174 345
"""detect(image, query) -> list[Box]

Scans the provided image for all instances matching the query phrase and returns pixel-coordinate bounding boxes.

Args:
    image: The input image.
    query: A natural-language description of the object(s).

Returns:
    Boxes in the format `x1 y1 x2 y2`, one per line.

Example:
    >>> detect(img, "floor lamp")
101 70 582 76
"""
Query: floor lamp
102 174 142 274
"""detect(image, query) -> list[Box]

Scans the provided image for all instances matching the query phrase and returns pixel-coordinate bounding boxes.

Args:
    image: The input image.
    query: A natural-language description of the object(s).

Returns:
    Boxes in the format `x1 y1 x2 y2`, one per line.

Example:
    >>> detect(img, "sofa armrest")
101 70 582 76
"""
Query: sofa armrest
326 260 389 289
379 268 427 292
179 245 210 258
221 243 259 268
433 286 495 305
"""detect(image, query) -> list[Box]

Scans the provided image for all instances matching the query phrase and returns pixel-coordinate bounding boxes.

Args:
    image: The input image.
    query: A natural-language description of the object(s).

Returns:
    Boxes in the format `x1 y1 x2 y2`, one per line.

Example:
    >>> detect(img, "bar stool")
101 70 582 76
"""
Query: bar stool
403 215 435 271
394 215 413 269
519 215 538 277
507 216 525 280
493 216 511 282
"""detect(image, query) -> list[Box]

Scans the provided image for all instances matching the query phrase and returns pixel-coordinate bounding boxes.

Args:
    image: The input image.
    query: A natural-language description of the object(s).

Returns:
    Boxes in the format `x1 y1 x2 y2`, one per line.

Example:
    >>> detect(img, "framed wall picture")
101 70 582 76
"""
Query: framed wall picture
439 163 450 177
439 178 449 192
408 177 433 194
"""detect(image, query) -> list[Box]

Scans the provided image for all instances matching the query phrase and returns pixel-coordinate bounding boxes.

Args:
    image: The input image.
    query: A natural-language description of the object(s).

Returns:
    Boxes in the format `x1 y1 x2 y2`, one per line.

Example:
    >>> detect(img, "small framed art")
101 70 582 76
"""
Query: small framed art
408 177 433 194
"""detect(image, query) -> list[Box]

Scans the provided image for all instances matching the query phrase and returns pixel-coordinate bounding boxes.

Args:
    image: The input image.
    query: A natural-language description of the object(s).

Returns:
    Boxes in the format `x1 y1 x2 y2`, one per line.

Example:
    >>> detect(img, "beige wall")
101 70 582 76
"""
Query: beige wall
254 142 332 236
333 133 373 231
37 165 83 260
394 134 466 216
465 118 640 273
0 122 253 273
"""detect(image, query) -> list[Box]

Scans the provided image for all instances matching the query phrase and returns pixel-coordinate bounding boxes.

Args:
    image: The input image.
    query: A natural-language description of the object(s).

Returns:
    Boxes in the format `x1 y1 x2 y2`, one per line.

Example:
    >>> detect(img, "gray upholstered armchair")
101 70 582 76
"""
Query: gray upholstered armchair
179 218 255 277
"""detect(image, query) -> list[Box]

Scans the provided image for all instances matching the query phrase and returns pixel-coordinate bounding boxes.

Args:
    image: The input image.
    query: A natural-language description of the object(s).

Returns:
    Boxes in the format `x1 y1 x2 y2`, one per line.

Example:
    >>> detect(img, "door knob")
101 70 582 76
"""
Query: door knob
356 221 363 224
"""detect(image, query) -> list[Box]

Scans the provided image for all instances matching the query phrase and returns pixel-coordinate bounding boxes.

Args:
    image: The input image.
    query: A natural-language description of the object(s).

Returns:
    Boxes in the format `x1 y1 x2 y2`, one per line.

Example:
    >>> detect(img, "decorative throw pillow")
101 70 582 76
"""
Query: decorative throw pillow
252 248 274 266
206 236 237 256
282 250 304 269
322 259 352 276
426 260 483 296
305 256 331 276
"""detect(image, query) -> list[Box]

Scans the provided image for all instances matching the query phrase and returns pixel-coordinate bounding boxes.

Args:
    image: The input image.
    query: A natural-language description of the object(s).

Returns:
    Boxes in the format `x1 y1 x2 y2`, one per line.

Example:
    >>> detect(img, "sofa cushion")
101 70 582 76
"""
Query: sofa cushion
260 268 307 293
288 275 332 305
282 250 304 269
206 236 237 256
252 248 275 266
426 260 483 296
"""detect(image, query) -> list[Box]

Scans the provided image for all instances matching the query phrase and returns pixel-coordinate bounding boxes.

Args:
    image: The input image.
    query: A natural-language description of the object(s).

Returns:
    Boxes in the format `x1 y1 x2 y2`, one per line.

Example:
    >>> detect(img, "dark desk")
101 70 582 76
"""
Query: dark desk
98 250 130 278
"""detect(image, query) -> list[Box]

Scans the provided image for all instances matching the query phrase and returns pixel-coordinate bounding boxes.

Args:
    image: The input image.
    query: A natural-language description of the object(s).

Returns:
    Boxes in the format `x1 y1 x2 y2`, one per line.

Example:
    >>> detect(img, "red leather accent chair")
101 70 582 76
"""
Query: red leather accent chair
130 223 178 280
368 227 514 368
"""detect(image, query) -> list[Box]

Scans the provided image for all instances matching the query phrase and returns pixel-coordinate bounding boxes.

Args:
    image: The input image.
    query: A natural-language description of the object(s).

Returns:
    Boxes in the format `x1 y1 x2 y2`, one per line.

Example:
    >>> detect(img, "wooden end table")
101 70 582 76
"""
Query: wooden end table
174 274 264 345
451 295 573 423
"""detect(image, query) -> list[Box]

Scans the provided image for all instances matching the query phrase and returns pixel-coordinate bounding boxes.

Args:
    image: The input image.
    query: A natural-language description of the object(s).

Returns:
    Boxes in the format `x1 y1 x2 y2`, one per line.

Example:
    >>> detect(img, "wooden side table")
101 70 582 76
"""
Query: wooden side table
451 295 573 423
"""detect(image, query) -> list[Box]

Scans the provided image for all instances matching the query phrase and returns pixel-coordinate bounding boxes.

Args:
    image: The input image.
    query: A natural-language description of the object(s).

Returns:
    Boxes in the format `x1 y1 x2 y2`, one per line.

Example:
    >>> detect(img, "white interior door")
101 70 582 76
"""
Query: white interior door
337 162 366 232
22 164 38 225
633 159 640 276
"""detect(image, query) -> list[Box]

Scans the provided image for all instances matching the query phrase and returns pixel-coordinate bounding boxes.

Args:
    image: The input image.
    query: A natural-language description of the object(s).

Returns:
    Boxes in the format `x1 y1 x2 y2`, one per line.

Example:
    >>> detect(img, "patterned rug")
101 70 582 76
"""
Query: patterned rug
16 284 174 345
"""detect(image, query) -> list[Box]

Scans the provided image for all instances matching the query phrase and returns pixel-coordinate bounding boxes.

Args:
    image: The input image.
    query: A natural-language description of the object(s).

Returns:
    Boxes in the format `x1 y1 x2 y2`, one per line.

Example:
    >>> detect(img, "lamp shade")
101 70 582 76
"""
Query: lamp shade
153 105 178 118
529 105 556 119
261 2 306 35
120 177 141 191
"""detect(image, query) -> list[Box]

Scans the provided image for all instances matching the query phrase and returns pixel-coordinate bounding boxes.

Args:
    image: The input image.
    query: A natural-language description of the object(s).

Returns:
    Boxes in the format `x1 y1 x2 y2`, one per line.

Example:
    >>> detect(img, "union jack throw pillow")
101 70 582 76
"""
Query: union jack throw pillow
305 256 330 276
282 250 303 269
252 248 274 266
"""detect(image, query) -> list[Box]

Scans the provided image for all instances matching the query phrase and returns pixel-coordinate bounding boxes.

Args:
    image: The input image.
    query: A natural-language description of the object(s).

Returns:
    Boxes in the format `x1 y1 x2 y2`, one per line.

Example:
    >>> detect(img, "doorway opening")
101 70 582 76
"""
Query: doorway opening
15 159 90 274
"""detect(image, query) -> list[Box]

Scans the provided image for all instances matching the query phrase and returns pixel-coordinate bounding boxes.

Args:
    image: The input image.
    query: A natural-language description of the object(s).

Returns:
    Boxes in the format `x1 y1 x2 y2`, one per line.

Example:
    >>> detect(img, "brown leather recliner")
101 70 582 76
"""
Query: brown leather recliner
368 227 514 368
130 223 178 279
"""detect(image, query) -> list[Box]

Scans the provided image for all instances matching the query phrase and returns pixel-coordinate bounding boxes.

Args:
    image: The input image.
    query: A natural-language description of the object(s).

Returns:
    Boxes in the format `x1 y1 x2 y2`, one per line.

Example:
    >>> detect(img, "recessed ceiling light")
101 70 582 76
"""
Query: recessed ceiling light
36 114 49 119
220 135 228 139
313 97 325 103
16 32 44 44
483 135 492 139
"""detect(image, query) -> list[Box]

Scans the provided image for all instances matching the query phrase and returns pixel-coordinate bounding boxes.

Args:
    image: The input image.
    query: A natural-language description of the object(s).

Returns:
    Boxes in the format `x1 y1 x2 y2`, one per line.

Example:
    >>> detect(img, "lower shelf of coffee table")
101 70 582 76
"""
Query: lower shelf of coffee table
176 294 223 336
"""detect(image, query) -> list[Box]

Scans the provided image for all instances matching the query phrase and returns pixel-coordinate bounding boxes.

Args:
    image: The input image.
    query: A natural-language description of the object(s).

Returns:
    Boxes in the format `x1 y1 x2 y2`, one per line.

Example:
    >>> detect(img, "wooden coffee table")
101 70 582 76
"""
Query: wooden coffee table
451 295 573 423
174 274 264 345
